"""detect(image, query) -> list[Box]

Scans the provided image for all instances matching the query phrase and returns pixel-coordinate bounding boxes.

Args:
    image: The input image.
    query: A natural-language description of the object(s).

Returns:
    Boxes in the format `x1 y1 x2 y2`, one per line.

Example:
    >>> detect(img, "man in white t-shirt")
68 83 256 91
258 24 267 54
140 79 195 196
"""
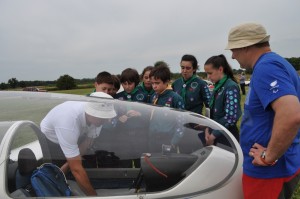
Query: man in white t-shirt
40 92 116 196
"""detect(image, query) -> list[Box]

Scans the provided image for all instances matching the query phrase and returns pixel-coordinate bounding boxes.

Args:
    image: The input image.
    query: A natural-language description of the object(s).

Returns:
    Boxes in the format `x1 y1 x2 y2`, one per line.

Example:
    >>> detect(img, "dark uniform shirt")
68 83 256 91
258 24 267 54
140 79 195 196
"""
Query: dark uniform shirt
136 82 154 104
210 78 242 137
115 87 148 103
149 87 185 148
150 88 185 109
172 75 211 114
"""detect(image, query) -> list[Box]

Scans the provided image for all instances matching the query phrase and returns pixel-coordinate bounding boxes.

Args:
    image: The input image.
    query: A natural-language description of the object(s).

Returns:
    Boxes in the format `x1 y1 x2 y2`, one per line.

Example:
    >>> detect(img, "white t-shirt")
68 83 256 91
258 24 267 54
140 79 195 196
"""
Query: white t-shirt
40 101 102 158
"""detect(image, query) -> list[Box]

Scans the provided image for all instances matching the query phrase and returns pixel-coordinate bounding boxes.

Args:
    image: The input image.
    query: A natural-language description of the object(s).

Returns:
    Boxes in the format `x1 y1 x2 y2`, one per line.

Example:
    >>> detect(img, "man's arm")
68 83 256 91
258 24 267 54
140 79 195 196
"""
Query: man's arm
79 136 94 155
60 137 94 174
67 155 97 196
251 95 300 165
266 95 300 162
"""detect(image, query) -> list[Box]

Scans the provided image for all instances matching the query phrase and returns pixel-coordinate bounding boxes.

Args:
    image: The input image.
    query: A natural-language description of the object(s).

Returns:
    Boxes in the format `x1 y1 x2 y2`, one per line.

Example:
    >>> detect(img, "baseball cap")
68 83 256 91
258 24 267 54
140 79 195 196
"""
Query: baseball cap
225 22 270 50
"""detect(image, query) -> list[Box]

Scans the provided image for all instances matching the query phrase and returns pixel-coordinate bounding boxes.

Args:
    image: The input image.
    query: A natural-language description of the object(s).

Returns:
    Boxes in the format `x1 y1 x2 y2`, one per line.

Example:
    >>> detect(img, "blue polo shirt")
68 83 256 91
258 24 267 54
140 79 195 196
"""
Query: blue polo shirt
241 52 300 178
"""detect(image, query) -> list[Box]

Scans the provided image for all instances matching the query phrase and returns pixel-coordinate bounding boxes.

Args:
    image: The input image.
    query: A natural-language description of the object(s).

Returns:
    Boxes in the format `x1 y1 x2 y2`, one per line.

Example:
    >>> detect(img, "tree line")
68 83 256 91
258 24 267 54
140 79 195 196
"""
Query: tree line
0 75 94 91
1 57 300 91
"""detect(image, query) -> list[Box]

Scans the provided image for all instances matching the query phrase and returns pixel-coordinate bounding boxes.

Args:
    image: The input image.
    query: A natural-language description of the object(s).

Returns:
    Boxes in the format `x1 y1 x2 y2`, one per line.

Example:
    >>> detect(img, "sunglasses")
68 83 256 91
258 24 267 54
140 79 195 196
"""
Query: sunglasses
181 66 193 70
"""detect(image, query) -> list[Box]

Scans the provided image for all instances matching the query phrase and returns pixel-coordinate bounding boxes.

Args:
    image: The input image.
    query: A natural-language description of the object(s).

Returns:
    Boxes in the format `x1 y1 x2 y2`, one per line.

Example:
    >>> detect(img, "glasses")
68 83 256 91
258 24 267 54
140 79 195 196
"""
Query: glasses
181 66 193 70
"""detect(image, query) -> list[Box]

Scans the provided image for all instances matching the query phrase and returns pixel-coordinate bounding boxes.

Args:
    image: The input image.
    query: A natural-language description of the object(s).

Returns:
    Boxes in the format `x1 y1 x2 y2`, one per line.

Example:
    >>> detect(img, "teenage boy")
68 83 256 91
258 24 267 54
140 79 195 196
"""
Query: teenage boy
148 61 185 152
110 75 121 98
88 71 114 96
114 68 148 167
149 62 184 109
115 68 147 103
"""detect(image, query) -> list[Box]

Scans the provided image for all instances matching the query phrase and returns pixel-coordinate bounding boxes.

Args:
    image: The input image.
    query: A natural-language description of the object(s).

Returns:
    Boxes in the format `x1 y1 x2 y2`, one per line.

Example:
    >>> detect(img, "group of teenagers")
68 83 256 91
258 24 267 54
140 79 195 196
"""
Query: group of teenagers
89 22 300 199
90 54 242 144
40 22 300 198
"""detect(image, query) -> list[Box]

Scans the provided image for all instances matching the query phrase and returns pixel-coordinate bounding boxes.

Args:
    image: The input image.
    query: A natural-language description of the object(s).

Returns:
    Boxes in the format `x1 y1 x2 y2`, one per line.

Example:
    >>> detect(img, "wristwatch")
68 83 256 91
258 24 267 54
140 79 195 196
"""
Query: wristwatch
260 150 278 166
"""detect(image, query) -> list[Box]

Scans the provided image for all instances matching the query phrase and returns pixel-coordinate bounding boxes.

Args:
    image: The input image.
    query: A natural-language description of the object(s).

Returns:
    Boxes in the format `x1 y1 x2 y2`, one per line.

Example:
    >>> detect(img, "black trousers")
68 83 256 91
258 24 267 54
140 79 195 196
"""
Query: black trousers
213 125 239 147
240 83 246 95
227 125 240 142
198 125 239 147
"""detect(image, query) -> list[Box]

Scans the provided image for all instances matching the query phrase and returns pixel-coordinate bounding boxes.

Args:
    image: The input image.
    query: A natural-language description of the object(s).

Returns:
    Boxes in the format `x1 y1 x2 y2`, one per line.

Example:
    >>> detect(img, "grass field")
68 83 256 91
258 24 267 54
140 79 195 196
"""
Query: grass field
51 87 93 95
52 86 300 198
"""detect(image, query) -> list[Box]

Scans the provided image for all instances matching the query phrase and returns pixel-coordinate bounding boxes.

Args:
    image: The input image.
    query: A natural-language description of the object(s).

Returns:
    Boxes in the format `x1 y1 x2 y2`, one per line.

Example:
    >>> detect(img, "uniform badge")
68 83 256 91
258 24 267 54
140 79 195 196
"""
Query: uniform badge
191 82 198 89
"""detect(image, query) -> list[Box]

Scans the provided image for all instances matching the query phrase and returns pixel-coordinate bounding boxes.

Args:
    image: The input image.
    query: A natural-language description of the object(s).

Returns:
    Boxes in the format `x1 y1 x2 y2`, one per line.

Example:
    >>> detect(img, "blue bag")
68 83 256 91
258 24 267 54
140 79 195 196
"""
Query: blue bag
31 163 72 196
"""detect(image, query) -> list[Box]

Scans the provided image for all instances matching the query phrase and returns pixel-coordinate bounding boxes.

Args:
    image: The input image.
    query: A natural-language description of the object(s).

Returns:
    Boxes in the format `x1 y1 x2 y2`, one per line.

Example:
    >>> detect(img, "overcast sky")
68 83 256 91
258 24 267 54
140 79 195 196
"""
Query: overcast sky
0 0 299 82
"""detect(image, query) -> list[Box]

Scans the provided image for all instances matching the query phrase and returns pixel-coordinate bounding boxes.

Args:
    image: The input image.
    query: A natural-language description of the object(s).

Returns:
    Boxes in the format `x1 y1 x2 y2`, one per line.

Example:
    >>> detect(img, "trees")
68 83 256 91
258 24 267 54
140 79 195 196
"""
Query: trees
56 74 77 90
8 78 19 89
286 57 300 71
19 81 27 88
0 82 8 90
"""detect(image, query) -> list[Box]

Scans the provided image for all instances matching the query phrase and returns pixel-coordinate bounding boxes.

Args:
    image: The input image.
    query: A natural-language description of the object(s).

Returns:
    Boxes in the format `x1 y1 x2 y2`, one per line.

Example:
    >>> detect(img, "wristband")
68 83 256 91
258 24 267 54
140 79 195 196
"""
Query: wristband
260 150 277 166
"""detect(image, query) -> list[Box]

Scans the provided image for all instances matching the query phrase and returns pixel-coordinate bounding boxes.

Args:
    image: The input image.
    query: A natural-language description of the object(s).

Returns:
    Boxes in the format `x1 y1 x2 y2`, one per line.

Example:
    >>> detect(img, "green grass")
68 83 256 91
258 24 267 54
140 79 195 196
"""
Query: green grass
294 185 300 199
52 87 93 95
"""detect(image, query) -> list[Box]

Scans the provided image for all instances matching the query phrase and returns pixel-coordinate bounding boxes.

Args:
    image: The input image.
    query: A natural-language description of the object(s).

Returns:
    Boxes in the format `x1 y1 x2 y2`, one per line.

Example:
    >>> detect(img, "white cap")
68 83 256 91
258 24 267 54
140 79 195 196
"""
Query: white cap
85 92 116 118
90 92 113 98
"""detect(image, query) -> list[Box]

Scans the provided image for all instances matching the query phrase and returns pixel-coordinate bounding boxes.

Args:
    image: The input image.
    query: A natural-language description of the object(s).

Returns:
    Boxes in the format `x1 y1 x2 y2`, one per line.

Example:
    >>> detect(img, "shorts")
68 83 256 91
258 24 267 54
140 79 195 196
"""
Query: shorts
242 169 300 199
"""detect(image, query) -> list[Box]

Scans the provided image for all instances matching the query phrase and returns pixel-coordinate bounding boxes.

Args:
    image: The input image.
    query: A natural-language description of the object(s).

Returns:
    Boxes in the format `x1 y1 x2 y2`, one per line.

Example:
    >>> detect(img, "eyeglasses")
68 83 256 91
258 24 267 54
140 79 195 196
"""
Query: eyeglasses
181 66 193 70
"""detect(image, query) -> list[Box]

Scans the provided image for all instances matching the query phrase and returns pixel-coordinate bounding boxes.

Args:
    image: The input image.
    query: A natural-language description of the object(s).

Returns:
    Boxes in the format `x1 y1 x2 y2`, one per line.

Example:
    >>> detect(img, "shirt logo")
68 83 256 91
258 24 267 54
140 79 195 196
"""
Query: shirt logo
165 97 172 107
191 82 198 89
136 94 145 101
269 80 279 93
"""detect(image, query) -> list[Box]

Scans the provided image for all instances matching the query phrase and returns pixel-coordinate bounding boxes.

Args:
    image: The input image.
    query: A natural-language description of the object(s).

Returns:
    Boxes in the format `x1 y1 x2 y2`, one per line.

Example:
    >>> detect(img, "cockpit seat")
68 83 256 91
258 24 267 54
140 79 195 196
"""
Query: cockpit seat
140 153 197 192
10 148 38 197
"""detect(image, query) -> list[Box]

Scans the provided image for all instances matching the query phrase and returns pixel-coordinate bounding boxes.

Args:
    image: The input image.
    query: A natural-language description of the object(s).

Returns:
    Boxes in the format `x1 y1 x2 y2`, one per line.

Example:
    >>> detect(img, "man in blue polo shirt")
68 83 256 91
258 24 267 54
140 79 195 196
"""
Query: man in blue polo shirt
226 22 300 199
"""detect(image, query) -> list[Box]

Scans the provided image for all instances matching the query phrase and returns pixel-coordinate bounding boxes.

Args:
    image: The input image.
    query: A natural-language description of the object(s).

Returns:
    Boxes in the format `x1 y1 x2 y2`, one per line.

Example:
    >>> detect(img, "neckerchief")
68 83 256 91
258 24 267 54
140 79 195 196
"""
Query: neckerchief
180 75 197 103
209 75 228 109
139 82 154 95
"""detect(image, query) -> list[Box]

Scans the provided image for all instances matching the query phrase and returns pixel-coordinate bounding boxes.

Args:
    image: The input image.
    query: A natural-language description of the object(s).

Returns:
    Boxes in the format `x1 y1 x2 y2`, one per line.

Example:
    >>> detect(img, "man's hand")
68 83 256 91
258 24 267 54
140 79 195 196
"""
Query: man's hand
249 143 271 166
67 156 97 196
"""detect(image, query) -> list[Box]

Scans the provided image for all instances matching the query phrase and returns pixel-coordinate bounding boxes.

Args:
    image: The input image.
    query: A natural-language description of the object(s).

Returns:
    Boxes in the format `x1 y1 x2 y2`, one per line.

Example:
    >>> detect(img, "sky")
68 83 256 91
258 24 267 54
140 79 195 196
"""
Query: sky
0 0 299 82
